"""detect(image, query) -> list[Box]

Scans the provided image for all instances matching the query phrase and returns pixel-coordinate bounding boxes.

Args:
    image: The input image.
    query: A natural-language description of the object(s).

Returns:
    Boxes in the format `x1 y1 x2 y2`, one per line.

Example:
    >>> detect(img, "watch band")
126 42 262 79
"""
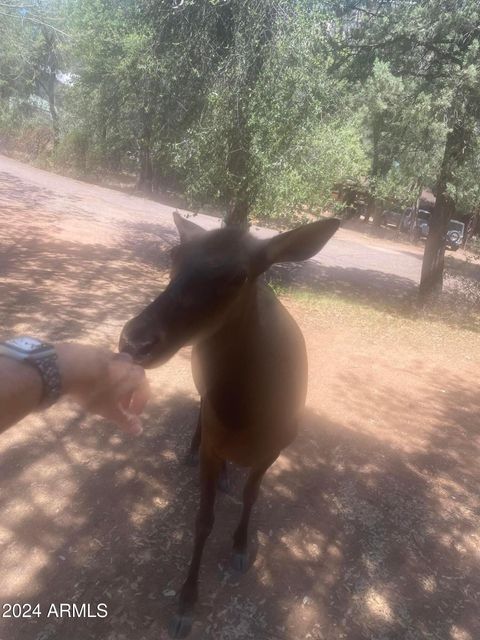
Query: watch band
32 350 62 408
0 340 62 408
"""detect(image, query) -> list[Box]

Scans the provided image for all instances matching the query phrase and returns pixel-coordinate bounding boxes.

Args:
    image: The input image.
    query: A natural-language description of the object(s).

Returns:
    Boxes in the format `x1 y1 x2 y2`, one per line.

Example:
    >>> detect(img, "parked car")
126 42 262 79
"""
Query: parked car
381 207 464 250
398 209 431 240
381 208 431 236
381 208 404 228
446 219 465 251
413 210 431 240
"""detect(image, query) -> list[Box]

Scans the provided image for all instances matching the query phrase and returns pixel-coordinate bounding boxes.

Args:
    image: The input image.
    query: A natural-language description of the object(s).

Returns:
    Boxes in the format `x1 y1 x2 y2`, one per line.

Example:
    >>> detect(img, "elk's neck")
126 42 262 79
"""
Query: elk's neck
197 281 261 357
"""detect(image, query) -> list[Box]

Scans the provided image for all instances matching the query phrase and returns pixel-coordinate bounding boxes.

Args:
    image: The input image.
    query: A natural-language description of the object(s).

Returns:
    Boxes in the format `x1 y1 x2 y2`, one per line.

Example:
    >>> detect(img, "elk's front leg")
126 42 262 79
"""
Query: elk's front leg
184 404 202 467
184 405 228 491
169 451 223 639
231 457 277 573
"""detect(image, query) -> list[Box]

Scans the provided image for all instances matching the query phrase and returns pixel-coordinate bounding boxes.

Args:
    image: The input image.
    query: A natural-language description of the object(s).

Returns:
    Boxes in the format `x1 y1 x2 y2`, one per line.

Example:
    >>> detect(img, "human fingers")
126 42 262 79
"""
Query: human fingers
120 378 150 415
101 402 144 436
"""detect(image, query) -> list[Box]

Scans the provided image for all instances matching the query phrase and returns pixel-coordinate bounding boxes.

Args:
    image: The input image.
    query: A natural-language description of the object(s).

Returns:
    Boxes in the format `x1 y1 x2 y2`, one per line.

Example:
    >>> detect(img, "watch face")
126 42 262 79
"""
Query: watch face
7 336 43 353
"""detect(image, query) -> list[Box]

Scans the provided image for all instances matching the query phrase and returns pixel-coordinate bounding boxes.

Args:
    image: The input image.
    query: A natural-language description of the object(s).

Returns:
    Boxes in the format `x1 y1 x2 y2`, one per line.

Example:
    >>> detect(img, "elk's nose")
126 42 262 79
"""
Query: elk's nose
118 329 135 356
119 322 147 354
119 318 162 363
119 333 155 360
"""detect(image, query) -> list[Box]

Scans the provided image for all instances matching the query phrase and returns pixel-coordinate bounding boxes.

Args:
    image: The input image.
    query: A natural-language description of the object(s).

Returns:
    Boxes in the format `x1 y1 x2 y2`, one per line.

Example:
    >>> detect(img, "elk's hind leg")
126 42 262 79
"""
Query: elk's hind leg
231 456 278 573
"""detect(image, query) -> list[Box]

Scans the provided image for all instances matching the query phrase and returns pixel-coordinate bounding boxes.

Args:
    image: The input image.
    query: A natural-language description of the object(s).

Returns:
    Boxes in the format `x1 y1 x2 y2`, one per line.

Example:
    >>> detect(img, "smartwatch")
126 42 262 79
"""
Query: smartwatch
0 337 62 407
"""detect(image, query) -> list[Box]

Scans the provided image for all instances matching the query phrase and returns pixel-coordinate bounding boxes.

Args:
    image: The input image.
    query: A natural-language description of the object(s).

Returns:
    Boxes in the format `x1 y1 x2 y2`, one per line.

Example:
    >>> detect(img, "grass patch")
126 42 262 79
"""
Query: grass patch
274 283 480 348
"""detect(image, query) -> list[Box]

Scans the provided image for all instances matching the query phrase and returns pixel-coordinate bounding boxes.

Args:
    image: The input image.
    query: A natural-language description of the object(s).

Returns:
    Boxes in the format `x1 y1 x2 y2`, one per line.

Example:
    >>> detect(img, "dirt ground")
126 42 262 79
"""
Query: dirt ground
0 162 479 640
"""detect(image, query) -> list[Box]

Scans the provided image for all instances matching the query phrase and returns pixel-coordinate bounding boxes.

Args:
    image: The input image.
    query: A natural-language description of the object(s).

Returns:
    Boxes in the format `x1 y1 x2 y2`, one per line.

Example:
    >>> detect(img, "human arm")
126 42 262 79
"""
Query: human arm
0 343 149 434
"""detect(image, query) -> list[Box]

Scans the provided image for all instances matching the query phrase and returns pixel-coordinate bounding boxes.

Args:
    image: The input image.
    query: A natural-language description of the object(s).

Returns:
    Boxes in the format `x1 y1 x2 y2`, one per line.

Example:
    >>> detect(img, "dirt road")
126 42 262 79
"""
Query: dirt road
0 154 424 282
0 156 478 640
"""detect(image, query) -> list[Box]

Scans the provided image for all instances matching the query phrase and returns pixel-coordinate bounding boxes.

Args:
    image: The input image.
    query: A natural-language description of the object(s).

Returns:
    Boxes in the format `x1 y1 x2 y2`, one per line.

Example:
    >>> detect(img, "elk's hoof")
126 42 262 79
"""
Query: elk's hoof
184 451 199 467
169 613 193 639
231 550 249 573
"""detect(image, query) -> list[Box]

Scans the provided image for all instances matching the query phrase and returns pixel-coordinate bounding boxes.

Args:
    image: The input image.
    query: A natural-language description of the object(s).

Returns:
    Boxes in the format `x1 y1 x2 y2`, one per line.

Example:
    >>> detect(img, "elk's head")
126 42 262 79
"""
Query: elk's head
119 212 339 367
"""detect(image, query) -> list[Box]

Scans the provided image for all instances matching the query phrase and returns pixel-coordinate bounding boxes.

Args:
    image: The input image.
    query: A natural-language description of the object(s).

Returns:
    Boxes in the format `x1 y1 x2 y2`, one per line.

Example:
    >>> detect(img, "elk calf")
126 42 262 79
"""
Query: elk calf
119 213 339 638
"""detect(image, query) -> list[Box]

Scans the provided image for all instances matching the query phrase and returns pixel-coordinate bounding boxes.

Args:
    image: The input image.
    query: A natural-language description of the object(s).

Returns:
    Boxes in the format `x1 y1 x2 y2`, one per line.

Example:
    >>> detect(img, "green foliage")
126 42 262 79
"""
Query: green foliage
253 115 368 219
1 0 480 230
340 0 480 217
447 137 480 216
168 89 232 205
51 129 90 173
0 100 26 135
249 8 367 218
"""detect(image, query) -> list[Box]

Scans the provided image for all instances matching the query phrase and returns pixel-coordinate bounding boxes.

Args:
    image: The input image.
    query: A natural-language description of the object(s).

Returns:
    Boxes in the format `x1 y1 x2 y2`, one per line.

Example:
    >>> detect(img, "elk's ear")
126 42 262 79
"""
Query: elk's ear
173 211 206 243
251 218 340 274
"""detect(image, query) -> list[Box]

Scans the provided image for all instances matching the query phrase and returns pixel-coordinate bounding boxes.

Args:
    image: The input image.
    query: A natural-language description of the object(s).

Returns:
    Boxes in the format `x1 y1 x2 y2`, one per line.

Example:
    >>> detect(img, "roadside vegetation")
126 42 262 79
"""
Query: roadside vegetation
278 283 480 337
1 1 480 299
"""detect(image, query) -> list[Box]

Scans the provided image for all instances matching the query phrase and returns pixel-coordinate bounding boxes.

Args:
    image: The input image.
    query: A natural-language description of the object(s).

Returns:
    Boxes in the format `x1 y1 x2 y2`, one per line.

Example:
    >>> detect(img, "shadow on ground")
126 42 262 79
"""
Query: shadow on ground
267 257 480 333
0 377 478 640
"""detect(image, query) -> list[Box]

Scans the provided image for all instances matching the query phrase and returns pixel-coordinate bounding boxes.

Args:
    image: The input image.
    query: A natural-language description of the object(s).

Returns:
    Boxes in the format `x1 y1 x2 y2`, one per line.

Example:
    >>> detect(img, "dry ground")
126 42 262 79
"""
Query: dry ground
0 161 479 640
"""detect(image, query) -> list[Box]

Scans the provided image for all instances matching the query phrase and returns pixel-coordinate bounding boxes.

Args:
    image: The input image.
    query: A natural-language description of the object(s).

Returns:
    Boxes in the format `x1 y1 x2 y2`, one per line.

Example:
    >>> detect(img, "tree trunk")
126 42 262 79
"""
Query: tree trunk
225 196 249 227
40 27 59 147
464 211 478 249
372 201 384 227
137 145 153 193
222 3 275 228
419 122 470 301
47 71 59 146
364 193 374 223
223 109 251 228
224 127 250 228
136 107 153 193
370 115 382 227
407 184 423 240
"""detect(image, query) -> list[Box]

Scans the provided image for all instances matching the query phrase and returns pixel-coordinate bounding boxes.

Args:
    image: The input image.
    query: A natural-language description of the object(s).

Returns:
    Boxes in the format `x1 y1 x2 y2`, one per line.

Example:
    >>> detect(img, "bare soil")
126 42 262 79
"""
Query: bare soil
0 161 479 640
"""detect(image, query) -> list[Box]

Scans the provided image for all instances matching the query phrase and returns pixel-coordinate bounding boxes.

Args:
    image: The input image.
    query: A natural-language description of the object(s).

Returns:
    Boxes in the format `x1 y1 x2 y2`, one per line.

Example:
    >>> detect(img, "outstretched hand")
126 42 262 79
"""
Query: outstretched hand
57 344 150 435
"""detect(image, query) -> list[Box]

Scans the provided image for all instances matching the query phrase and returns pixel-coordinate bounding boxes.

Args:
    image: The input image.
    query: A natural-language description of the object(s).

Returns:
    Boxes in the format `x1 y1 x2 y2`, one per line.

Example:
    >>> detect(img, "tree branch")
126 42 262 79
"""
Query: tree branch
0 6 70 37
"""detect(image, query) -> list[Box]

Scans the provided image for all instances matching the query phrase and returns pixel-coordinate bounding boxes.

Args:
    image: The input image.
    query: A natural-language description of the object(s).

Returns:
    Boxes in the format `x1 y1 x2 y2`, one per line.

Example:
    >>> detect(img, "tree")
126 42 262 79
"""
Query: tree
3 0 480 250
0 1 67 144
361 62 446 223
143 0 288 225
250 6 367 220
68 0 283 209
337 0 480 299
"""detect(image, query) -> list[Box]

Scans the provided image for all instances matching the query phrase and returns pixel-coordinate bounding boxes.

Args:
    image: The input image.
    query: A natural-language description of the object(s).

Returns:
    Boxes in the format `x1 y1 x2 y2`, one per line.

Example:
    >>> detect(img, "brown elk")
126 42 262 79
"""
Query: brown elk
119 212 339 638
